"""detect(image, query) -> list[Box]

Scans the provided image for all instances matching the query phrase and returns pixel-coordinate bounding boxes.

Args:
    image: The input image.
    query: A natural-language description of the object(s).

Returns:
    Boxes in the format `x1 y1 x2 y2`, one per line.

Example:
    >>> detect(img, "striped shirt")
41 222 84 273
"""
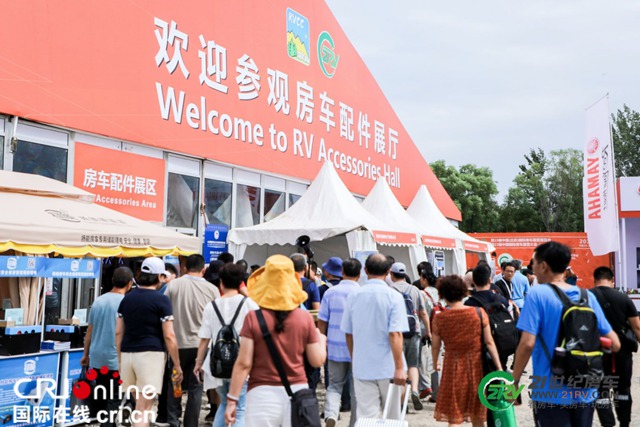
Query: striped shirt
318 280 360 362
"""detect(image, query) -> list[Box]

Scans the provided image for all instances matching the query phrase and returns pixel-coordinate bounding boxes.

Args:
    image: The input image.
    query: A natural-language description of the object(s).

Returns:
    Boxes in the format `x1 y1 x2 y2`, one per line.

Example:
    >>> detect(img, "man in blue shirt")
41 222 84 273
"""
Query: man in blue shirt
341 254 407 420
291 253 320 310
511 259 530 309
318 258 361 427
81 267 133 427
513 241 620 427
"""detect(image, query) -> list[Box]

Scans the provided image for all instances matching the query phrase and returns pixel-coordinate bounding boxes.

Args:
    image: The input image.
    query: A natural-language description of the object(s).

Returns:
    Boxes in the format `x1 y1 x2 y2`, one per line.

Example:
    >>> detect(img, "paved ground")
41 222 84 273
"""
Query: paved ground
178 353 640 426
316 355 640 426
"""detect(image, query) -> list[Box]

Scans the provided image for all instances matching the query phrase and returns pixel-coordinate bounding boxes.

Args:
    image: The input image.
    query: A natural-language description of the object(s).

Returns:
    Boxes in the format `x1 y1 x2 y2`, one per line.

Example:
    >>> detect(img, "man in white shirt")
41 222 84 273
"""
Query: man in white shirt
194 263 258 427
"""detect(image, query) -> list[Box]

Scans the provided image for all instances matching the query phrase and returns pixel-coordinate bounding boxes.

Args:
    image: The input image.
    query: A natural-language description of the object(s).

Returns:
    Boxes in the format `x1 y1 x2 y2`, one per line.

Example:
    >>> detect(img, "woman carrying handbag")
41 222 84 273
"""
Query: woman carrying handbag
225 255 327 426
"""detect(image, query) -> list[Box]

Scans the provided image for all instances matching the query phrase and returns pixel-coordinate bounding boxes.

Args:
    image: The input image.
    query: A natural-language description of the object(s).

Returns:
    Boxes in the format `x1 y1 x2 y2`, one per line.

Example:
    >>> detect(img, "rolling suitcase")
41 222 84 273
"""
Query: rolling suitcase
355 382 411 427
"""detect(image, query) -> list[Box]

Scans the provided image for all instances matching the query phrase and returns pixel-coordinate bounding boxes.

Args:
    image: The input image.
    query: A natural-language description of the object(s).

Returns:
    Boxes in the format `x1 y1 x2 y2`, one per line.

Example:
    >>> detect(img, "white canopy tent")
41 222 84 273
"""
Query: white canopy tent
407 185 494 275
361 178 427 281
0 170 200 327
228 162 382 265
0 170 200 257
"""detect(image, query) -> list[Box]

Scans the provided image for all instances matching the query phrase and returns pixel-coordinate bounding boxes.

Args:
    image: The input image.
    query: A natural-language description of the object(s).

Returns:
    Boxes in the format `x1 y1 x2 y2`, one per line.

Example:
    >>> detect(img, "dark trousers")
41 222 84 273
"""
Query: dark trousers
93 368 122 427
156 358 171 423
533 404 594 427
596 350 633 427
167 348 203 427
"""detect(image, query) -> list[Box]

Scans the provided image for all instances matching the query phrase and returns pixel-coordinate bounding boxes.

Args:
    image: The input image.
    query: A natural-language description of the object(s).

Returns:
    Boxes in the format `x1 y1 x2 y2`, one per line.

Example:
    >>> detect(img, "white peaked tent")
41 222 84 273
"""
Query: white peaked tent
361 178 427 280
407 185 493 275
228 162 382 264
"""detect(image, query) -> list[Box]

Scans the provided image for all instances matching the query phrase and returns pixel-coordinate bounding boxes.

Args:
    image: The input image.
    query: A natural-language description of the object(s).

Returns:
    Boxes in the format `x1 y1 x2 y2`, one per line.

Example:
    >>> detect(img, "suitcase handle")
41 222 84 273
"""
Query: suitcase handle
381 380 411 422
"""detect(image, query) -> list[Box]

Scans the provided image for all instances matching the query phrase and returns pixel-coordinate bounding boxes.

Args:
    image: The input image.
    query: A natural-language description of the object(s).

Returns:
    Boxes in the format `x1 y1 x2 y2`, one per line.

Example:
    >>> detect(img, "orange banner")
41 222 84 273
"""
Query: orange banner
421 235 457 249
74 143 166 222
373 231 418 245
469 232 612 288
463 241 490 253
0 1 460 221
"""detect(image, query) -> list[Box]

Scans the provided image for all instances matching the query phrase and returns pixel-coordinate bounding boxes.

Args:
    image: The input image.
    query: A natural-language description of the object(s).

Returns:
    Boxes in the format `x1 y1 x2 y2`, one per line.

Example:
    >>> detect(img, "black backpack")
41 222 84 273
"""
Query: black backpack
210 297 246 379
394 288 417 338
590 287 639 353
469 296 518 358
540 284 603 388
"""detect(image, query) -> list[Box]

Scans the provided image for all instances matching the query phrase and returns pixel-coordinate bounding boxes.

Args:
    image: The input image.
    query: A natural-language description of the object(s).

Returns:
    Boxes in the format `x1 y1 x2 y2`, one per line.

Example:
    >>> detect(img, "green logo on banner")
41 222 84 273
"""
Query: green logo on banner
497 253 513 266
317 31 339 78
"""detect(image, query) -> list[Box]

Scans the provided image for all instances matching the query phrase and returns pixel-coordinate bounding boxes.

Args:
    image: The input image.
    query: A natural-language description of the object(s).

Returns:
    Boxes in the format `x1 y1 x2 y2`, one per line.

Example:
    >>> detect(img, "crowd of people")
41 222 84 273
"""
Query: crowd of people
80 241 640 427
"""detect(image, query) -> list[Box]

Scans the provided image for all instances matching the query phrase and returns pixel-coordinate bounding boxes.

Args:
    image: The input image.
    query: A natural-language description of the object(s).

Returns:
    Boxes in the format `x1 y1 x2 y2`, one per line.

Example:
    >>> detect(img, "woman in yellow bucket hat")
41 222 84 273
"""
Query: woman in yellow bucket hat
225 254 327 426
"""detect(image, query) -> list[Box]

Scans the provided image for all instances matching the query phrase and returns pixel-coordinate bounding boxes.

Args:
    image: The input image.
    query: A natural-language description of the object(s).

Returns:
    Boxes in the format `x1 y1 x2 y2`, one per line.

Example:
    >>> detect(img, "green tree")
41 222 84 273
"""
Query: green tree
611 105 640 177
500 148 583 232
431 161 500 232
499 148 548 232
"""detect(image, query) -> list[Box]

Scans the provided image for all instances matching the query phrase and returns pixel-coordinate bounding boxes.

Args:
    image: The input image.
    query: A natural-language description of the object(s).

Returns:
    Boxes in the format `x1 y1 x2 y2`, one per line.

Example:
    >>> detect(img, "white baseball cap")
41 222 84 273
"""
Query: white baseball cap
141 257 166 275
390 262 406 275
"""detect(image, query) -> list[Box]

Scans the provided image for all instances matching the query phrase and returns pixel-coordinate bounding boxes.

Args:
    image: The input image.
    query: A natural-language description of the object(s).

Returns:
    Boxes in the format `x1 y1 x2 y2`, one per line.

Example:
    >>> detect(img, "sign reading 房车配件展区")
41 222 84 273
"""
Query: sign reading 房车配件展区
74 143 165 222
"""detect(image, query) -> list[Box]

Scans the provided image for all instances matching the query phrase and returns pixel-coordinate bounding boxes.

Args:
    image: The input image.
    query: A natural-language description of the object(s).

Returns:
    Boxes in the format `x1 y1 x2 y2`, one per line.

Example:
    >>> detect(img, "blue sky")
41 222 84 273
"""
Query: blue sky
325 0 640 200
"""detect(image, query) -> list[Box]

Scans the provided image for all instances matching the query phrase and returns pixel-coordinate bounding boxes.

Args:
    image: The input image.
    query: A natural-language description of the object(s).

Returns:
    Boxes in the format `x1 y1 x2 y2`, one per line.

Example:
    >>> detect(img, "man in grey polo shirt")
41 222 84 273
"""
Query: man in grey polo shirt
166 254 220 427
389 262 431 410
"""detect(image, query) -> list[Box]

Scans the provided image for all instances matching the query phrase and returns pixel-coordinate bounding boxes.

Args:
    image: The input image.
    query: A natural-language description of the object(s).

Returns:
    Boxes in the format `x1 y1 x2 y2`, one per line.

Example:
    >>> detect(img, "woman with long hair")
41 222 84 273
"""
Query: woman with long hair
225 255 327 426
431 275 502 427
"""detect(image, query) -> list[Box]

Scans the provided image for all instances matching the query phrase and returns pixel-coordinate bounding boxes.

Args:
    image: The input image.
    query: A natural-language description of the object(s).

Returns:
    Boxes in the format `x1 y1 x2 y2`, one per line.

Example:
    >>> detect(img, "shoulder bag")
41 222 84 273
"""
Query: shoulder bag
255 309 321 427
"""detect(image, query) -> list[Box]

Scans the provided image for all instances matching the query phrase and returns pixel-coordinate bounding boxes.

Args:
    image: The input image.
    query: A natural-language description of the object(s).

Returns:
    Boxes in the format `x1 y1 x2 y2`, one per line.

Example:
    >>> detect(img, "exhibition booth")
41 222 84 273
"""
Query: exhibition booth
0 171 199 427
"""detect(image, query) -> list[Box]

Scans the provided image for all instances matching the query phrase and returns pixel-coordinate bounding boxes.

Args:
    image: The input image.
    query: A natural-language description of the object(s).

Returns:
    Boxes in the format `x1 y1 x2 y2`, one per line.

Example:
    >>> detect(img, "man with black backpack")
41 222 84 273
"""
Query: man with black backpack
513 241 620 427
389 262 431 411
465 263 517 371
590 266 640 427
194 263 258 427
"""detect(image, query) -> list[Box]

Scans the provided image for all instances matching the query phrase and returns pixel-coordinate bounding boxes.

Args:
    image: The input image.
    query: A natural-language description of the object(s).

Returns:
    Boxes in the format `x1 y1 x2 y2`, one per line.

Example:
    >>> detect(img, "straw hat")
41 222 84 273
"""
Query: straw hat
247 254 308 311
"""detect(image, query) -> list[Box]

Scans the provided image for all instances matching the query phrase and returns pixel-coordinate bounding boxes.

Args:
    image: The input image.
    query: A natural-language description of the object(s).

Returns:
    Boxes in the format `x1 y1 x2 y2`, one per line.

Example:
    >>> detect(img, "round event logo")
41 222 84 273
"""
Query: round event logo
478 371 523 412
317 31 339 78
587 138 599 155
497 253 513 265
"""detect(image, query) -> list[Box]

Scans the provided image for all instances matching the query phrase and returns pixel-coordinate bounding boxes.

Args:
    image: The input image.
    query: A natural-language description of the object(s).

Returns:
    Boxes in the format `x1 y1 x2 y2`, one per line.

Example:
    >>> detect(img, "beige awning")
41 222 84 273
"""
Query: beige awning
0 171 199 257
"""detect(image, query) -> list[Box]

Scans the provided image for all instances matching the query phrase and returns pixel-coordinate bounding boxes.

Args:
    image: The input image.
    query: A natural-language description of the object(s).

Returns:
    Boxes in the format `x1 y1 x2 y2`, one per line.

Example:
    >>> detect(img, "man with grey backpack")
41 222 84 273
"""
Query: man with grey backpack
194 263 258 427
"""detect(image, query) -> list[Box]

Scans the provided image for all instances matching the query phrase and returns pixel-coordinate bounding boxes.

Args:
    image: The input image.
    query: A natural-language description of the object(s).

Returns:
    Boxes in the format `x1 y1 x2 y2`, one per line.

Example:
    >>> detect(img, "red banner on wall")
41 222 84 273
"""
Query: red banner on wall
0 0 460 221
468 232 612 288
74 143 166 222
